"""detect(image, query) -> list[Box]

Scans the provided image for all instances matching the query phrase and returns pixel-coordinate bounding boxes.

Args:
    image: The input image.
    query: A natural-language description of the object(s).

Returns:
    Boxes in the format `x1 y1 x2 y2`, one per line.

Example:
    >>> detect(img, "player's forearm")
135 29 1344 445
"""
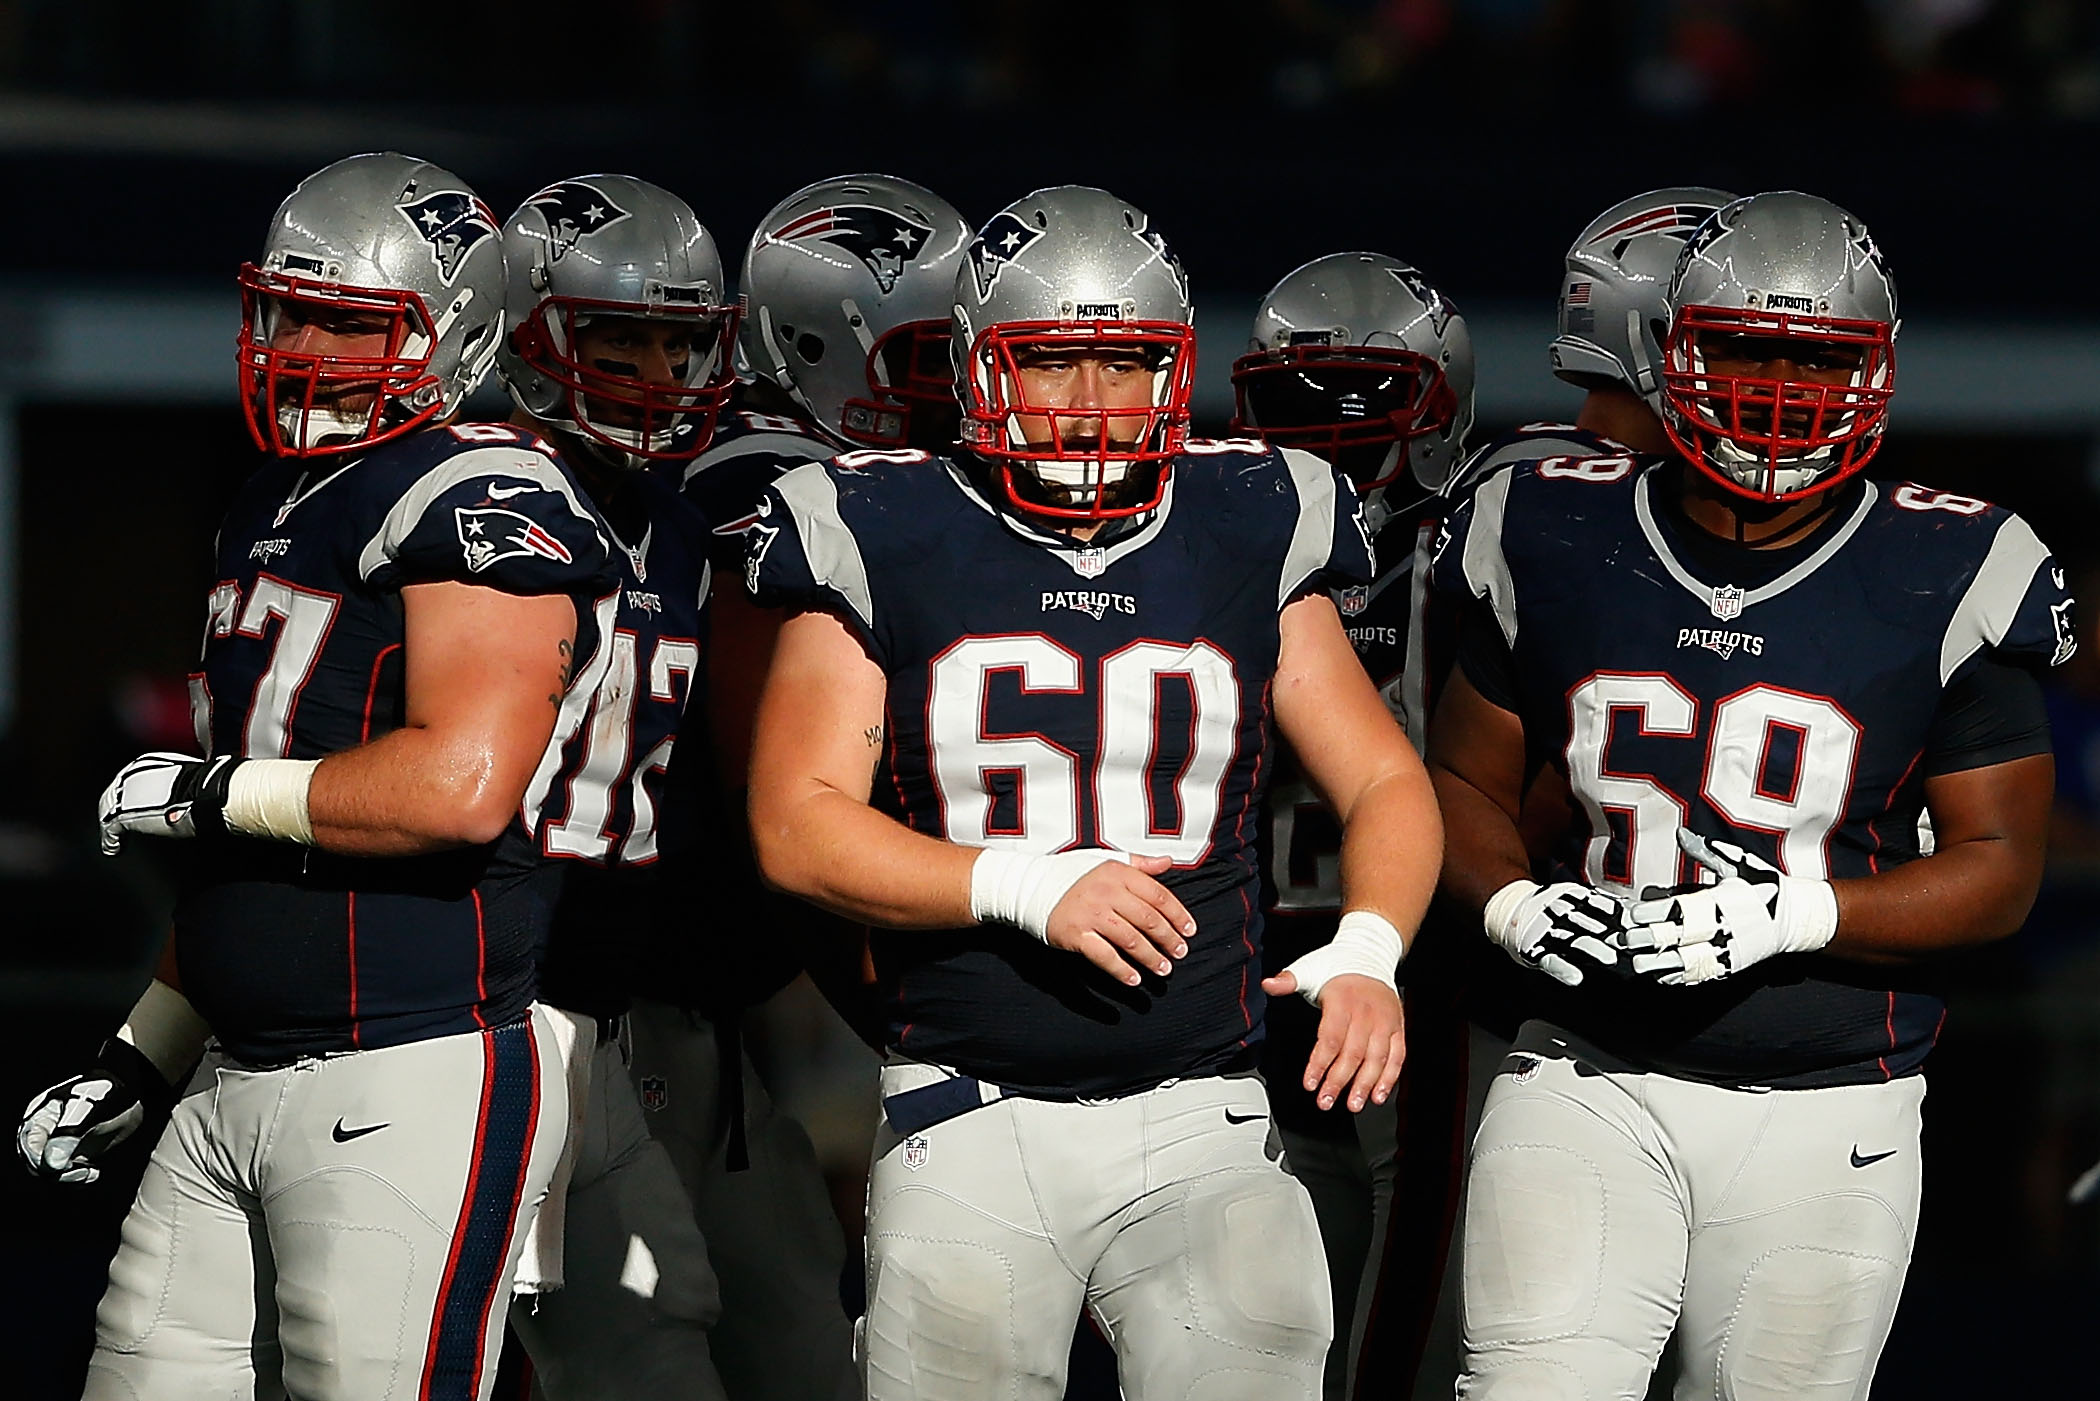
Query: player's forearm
1427 764 1533 916
1826 838 2042 962
750 783 978 928
307 724 545 856
1337 766 1443 949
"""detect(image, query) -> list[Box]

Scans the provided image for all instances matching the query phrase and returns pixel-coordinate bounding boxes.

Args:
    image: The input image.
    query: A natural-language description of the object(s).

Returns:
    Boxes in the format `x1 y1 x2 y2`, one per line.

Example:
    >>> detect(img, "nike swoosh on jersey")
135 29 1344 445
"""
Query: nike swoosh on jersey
332 1118 391 1143
486 481 541 500
1849 1145 1897 1168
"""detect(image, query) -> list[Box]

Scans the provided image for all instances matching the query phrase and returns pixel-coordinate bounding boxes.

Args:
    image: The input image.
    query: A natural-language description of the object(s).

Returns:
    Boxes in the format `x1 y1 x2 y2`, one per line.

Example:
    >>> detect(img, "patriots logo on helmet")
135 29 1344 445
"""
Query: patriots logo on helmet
1588 204 1724 261
396 191 499 286
1389 266 1456 337
969 213 1044 303
525 181 633 262
772 205 934 294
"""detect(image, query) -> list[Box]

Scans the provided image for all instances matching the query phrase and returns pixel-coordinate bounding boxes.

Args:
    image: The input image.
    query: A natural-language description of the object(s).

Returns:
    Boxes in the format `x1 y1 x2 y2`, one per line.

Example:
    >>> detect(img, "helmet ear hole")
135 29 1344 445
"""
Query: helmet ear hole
796 333 826 365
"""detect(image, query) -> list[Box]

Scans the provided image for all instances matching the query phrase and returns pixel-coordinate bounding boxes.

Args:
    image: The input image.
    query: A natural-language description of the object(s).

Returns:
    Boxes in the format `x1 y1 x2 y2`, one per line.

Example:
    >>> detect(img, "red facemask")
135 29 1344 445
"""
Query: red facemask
1228 344 1458 490
958 320 1197 520
511 296 741 461
238 264 445 458
1661 304 1895 502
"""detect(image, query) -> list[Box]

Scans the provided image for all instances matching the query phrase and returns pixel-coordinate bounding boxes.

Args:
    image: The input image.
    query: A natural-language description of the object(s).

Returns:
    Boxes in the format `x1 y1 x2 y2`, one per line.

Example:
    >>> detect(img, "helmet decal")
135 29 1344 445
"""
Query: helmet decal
968 212 1045 302
1389 265 1456 336
393 190 499 286
772 204 934 294
523 181 634 262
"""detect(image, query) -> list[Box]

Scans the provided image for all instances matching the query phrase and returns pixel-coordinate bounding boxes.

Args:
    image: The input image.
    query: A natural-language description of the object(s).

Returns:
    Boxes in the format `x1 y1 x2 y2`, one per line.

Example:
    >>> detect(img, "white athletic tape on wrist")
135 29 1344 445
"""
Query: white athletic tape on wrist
968 847 1133 942
222 758 319 845
115 980 211 1086
1482 878 1542 947
1791 876 1840 953
1281 909 1406 1005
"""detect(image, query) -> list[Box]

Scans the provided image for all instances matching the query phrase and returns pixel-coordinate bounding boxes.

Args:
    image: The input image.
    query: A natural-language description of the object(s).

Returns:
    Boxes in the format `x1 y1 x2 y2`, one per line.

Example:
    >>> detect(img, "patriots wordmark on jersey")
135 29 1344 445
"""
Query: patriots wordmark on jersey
747 440 1375 1097
180 422 617 1063
1437 455 2071 1086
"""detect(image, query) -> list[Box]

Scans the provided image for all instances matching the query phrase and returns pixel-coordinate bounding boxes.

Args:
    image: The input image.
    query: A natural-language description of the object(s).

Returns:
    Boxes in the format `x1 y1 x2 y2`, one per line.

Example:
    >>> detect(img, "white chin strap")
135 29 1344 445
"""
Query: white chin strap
1710 435 1837 497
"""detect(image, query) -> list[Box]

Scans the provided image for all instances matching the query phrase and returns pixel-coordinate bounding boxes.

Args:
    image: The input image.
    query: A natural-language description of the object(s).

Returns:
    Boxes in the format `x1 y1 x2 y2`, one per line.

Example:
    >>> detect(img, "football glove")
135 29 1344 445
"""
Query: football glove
17 1039 173 1185
98 753 243 856
1620 829 1837 986
1481 879 1628 986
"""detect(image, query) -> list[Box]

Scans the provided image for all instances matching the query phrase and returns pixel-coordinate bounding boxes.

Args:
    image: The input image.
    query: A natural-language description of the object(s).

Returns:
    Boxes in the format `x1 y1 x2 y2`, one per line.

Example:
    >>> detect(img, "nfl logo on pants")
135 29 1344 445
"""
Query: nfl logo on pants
639 1075 669 1112
1710 584 1744 621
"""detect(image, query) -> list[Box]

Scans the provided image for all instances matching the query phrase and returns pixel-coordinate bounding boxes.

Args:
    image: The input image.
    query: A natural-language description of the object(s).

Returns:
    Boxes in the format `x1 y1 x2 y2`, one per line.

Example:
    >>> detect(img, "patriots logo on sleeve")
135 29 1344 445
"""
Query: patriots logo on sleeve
2052 596 2078 666
523 181 633 262
969 213 1044 302
770 205 934 294
455 506 575 573
395 191 500 286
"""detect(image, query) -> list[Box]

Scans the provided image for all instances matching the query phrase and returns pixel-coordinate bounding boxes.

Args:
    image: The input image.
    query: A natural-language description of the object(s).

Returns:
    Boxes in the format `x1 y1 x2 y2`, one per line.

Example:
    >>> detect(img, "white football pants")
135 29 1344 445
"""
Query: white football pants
508 1021 727 1401
863 1058 1333 1401
1457 1020 1924 1401
85 1007 566 1401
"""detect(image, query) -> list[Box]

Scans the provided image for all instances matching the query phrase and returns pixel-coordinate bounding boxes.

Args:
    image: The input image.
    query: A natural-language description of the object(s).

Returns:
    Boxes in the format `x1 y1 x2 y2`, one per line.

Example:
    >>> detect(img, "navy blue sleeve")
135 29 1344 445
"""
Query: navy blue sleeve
360 440 613 596
1939 511 2077 683
743 463 882 658
1275 446 1376 606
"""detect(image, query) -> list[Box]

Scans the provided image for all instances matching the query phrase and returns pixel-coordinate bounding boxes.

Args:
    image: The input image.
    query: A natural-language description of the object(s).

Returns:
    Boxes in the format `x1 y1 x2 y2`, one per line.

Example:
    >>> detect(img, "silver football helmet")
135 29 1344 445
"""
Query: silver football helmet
950 186 1195 520
498 174 738 462
739 174 972 450
238 151 506 457
1549 186 1737 410
1230 251 1475 519
1660 191 1898 501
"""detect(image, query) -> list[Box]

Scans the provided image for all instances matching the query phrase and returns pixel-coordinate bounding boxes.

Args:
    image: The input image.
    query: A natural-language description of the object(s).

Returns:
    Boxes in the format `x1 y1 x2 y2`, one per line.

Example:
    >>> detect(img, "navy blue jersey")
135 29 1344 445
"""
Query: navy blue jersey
1457 421 1629 485
532 467 715 1018
748 441 1376 1097
1436 457 2072 1087
682 402 838 575
178 423 616 1064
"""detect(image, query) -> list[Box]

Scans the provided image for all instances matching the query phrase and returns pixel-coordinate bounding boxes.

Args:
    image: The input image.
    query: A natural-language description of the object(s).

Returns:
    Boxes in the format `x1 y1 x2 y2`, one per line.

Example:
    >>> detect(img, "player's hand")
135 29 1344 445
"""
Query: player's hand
1481 878 1627 985
1042 855 1195 986
1618 829 1837 986
98 752 243 855
17 1040 170 1185
1286 975 1404 1113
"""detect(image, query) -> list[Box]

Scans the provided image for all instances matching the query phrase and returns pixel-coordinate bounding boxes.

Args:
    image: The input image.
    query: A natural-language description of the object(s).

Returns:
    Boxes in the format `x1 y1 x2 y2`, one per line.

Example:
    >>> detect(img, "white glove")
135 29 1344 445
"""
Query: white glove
1280 910 1406 1005
969 848 1133 942
1481 879 1628 986
1620 829 1837 986
18 1041 166 1185
98 753 241 855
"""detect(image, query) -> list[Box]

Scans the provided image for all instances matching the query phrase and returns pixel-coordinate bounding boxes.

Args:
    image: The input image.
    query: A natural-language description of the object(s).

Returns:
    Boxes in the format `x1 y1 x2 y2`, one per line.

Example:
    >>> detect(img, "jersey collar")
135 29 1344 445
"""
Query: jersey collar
941 457 1177 580
1633 469 1877 617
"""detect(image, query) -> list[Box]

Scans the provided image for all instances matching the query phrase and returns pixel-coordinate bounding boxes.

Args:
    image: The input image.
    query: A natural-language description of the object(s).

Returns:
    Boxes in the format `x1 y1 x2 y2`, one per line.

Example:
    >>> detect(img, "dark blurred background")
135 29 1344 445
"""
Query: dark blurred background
3 1 2100 1397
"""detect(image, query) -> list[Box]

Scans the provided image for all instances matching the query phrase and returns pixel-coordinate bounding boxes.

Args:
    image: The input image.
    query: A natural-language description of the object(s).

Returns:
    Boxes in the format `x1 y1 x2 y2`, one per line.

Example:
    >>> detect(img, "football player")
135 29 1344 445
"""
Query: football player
25 153 618 1401
634 172 972 1401
745 185 1443 1401
1228 251 1476 1400
1428 191 2069 1400
1463 186 1737 480
493 173 736 1401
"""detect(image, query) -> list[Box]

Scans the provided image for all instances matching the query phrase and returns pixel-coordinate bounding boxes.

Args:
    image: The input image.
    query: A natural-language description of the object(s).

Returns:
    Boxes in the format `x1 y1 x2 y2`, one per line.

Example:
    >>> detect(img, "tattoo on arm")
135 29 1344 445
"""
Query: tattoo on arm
865 724 884 748
550 638 576 708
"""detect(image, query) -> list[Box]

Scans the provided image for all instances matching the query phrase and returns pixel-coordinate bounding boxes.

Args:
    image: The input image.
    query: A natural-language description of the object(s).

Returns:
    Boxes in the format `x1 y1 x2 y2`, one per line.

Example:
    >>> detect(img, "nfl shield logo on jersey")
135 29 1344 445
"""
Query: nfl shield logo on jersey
1338 585 1369 617
1710 584 1745 621
902 1135 931 1171
1074 547 1106 579
639 1075 668 1113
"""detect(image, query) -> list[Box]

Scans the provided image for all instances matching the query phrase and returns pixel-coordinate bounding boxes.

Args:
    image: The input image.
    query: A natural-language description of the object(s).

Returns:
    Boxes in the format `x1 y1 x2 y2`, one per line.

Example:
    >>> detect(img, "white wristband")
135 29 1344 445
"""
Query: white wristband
969 848 1132 942
1280 909 1407 1006
115 980 212 1086
1482 878 1542 947
223 758 320 845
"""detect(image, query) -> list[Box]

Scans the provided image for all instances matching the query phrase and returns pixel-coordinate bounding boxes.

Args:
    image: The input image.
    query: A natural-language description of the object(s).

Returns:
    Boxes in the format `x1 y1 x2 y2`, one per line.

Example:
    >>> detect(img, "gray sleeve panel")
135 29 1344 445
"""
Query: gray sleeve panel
1940 513 2052 684
774 463 876 632
681 432 830 488
1461 467 1519 648
1276 445 1341 612
356 446 601 582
